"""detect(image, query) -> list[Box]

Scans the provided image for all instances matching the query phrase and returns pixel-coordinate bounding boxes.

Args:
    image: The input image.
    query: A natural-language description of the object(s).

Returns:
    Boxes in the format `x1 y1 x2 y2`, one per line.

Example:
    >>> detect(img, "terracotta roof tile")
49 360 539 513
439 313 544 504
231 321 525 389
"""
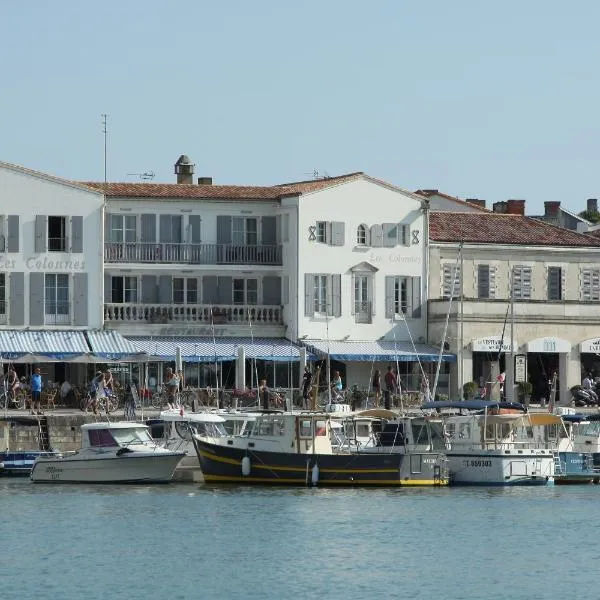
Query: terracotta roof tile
416 189 490 212
430 212 600 247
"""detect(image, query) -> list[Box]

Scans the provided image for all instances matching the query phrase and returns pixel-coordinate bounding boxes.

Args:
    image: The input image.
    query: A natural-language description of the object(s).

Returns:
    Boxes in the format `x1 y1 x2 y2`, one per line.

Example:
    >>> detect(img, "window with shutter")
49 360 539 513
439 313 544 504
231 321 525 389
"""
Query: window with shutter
313 275 328 313
111 276 138 303
48 216 67 252
0 273 5 322
45 274 70 324
316 222 328 244
547 267 562 301
356 224 368 246
581 268 600 301
442 264 462 299
512 265 532 300
477 264 490 299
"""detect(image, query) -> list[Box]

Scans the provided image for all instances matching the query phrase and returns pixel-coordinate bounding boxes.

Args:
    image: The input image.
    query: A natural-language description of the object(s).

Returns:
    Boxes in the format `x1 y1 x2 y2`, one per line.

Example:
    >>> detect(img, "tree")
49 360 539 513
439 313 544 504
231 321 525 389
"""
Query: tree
579 210 600 224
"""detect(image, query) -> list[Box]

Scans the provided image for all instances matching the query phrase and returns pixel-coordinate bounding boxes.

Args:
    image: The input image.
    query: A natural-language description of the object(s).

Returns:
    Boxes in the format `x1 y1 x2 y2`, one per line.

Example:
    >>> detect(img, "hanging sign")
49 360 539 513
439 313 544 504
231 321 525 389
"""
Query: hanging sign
514 354 527 383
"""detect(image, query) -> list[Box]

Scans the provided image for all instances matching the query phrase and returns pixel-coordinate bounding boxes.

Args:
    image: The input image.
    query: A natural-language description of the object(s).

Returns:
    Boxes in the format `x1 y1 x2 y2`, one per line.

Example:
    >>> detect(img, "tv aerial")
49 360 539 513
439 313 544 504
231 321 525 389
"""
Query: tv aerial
126 171 155 181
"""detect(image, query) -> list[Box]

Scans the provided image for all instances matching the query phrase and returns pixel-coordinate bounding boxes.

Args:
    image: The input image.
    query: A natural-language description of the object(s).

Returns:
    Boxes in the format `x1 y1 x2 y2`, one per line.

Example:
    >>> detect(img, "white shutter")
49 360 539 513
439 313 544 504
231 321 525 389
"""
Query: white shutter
442 264 461 299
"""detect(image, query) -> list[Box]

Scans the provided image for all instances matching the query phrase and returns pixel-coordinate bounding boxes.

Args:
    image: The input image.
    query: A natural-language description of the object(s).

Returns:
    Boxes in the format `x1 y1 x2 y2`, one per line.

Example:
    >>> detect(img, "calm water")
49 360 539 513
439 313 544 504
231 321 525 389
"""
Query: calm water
2 479 599 600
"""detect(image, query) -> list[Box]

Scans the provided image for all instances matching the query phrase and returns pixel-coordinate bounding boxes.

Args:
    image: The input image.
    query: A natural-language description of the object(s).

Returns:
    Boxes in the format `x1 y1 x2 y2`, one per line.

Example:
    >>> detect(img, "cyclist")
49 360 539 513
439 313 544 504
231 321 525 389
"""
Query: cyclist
164 368 179 410
5 367 20 407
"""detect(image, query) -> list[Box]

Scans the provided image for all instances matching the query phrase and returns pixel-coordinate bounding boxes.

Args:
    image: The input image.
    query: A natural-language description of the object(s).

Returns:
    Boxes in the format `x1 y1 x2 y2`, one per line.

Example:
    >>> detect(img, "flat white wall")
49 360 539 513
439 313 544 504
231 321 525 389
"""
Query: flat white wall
0 165 104 328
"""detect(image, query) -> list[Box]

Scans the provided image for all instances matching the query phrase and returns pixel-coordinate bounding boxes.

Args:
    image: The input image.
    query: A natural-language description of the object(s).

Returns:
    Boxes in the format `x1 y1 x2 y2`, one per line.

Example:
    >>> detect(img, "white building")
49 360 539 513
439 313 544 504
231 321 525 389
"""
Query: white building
428 210 600 404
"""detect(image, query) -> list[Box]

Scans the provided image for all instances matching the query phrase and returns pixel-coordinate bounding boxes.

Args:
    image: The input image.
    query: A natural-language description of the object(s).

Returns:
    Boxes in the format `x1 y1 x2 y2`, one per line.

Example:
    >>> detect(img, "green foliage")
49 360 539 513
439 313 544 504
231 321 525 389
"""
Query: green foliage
518 381 533 395
579 210 600 224
463 381 477 400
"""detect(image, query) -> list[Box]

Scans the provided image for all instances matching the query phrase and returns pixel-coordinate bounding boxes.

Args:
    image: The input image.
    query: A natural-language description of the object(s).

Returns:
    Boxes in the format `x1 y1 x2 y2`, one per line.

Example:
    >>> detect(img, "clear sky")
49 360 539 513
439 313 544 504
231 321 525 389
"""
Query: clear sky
2 0 599 215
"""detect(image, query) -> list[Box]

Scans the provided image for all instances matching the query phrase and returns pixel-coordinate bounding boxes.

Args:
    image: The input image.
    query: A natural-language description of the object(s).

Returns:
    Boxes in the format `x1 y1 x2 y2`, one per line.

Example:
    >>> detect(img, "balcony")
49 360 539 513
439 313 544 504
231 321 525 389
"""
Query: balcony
104 242 282 266
104 303 283 326
45 302 71 325
354 301 372 324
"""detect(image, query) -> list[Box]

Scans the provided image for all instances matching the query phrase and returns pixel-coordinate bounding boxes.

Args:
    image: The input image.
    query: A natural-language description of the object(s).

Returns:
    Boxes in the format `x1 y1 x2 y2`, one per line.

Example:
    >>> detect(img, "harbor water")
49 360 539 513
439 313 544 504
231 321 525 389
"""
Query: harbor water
3 479 600 600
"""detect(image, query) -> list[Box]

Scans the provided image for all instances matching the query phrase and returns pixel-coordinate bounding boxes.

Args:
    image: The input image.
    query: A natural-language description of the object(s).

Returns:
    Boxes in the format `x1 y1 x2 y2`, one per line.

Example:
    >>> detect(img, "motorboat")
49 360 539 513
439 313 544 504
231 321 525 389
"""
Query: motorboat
30 422 185 483
422 400 555 486
0 416 57 476
191 410 448 486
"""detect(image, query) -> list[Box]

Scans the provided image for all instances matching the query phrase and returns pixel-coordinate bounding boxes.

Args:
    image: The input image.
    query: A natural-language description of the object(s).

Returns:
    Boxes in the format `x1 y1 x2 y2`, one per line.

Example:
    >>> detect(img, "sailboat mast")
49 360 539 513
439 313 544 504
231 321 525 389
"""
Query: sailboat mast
507 265 515 402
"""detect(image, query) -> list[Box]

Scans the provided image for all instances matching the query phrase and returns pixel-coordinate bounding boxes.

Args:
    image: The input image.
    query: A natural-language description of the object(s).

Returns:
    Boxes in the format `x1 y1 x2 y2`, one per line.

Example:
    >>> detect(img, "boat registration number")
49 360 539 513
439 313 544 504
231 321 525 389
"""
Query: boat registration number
463 460 492 468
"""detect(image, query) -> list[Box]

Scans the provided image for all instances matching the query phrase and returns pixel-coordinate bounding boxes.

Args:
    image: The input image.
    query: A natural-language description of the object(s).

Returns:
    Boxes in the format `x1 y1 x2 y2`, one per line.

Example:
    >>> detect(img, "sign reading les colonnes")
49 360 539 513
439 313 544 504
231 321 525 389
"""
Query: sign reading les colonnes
581 339 600 353
471 337 517 353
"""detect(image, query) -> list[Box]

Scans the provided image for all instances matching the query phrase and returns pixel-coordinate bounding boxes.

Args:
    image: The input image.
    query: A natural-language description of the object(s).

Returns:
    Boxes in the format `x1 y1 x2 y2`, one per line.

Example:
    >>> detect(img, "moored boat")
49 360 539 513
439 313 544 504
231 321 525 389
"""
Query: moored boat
30 422 185 483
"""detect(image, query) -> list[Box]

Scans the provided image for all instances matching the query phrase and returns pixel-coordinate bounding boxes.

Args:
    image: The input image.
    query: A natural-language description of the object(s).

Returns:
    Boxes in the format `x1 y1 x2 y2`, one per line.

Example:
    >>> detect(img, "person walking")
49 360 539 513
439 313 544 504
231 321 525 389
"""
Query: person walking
30 367 43 415
301 366 312 409
372 369 381 407
384 366 397 410
164 368 179 410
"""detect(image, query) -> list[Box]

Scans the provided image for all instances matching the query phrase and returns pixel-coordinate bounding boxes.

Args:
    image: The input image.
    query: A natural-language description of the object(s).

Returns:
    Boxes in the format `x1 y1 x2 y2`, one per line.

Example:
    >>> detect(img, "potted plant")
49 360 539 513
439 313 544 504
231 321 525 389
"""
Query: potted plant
518 381 533 405
462 381 477 400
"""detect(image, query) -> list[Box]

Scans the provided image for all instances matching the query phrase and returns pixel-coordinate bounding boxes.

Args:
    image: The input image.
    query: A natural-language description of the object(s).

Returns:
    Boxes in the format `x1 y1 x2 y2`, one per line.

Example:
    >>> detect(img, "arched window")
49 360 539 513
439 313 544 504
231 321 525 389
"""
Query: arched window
356 224 368 246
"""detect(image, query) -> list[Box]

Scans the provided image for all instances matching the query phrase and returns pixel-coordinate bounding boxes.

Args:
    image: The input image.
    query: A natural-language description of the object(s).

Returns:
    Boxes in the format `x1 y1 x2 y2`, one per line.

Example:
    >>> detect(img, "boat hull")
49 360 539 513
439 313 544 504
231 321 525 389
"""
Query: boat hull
0 451 57 476
193 438 447 486
554 452 600 485
30 452 185 484
447 451 554 486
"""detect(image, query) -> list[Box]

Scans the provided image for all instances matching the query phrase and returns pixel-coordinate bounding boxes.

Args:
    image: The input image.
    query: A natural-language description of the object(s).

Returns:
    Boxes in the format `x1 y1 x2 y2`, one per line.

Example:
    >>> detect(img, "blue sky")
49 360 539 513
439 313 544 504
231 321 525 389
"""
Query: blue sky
2 0 599 215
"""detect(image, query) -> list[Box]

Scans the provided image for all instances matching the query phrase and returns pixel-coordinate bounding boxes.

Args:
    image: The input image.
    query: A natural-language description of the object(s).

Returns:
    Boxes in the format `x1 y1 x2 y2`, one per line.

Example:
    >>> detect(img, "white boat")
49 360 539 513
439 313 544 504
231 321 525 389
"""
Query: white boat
423 400 555 485
30 422 185 483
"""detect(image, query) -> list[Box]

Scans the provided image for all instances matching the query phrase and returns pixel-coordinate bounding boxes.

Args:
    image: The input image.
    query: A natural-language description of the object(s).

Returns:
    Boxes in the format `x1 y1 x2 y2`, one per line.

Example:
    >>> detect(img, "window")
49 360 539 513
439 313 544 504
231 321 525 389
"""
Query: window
316 221 328 244
386 276 422 318
233 279 258 305
159 215 182 243
173 278 198 305
314 275 328 314
477 264 495 299
109 215 136 243
547 266 562 301
442 264 462 299
232 217 258 245
512 265 532 300
88 429 118 447
315 221 345 246
111 276 138 303
45 274 69 323
48 216 67 252
581 269 600 301
394 277 408 314
0 273 5 317
356 225 367 245
354 275 369 314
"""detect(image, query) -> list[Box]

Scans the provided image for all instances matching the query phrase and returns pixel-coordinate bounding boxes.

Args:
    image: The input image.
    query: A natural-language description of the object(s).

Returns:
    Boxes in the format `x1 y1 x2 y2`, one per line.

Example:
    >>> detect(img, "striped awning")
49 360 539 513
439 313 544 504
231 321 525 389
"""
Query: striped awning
126 337 306 362
86 331 145 361
0 330 90 361
302 340 456 362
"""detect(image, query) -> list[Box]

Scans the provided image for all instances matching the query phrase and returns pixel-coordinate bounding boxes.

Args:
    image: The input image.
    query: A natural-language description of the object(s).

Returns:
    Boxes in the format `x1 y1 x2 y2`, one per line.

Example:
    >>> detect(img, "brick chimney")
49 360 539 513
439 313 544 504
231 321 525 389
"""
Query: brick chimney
174 154 195 184
587 198 598 213
506 199 525 215
544 201 561 216
197 177 213 185
466 198 486 209
493 201 507 214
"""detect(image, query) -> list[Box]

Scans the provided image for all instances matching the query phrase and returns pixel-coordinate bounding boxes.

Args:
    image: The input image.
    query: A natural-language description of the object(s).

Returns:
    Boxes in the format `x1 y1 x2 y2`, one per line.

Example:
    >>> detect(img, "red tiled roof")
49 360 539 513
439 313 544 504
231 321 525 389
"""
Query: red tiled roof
82 172 365 200
415 189 490 212
430 212 600 247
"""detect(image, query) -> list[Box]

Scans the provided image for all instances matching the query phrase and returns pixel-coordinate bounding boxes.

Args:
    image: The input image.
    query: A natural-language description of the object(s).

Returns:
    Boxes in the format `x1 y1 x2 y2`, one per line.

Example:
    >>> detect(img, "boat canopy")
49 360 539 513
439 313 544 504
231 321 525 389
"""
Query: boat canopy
355 408 398 420
159 411 226 423
422 400 526 412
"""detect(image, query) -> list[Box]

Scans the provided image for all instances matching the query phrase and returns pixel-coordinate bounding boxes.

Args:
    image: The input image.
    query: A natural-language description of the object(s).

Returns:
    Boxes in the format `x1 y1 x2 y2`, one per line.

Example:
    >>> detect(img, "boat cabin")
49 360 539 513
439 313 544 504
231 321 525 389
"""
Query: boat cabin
80 422 155 450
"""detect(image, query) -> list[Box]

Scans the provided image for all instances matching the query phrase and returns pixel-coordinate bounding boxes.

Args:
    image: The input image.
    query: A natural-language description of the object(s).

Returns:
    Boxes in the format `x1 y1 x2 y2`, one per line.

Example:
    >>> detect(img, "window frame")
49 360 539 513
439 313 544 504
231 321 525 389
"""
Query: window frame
47 216 68 252
233 278 258 305
356 224 368 246
44 273 70 323
313 275 328 314
547 266 562 301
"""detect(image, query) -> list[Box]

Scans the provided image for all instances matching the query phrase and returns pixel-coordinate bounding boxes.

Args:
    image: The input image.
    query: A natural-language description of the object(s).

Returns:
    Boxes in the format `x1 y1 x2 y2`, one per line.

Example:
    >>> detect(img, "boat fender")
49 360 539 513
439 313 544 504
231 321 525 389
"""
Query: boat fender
241 455 251 476
311 463 319 486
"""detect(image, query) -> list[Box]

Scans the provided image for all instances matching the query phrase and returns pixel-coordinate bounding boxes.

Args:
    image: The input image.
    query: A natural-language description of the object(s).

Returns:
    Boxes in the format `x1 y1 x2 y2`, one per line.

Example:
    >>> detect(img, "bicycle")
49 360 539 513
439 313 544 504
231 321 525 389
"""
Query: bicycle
0 387 27 410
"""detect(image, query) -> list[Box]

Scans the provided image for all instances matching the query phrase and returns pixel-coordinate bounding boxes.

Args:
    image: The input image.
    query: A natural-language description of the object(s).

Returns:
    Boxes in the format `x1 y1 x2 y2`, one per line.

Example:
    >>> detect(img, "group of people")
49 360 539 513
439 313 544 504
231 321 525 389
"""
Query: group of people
85 370 115 414
3 366 44 415
371 366 404 409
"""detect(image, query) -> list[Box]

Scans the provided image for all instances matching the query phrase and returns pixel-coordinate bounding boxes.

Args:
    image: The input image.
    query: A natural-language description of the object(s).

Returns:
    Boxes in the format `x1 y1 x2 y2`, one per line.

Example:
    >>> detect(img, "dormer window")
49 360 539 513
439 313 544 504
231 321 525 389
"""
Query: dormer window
356 224 368 246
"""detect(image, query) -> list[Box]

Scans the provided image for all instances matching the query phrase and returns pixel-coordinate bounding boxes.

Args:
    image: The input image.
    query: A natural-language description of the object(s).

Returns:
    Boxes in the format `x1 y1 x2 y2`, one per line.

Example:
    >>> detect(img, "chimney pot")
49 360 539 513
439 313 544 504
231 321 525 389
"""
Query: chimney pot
197 177 213 185
506 199 525 216
493 201 507 214
544 201 561 217
587 198 598 213
174 154 195 184
466 198 486 209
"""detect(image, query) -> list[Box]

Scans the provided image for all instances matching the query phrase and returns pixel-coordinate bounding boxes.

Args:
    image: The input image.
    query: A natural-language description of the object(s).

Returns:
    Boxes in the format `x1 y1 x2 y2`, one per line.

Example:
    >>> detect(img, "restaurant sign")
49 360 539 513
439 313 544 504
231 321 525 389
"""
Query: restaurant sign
471 336 516 353
581 338 600 354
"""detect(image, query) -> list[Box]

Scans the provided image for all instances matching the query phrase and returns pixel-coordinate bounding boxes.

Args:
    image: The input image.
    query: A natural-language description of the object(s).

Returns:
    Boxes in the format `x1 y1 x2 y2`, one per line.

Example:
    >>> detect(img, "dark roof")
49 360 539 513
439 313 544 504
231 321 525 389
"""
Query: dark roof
430 211 600 247
82 172 365 200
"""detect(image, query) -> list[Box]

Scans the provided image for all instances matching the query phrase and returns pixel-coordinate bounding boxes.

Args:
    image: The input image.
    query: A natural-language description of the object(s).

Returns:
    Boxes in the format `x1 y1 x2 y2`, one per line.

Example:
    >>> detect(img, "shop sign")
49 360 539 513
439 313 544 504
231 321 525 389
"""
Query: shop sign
527 337 571 353
471 336 516 353
514 354 527 383
581 338 600 354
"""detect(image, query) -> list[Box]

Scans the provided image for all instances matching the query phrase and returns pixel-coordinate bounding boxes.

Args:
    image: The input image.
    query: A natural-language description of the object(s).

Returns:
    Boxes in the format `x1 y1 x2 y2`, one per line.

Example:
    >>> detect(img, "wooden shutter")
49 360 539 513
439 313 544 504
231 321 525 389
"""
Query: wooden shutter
331 222 345 246
283 276 290 305
140 214 156 243
489 266 496 299
158 275 172 303
263 276 282 305
385 276 395 318
329 274 341 317
141 275 158 303
6 215 19 253
217 276 232 304
29 272 44 326
71 216 84 253
443 264 461 299
304 274 314 316
382 223 398 247
104 274 112 303
370 224 383 248
202 276 218 304
34 215 46 253
73 273 88 326
216 216 232 244
9 272 24 326
411 276 422 318
261 216 277 245
189 215 201 243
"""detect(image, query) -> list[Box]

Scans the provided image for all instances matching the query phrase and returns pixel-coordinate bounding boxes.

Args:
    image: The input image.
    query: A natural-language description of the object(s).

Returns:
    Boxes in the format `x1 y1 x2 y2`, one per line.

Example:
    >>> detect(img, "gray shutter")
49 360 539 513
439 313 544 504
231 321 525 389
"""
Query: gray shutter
104 274 112 303
9 272 24 326
382 223 398 247
158 275 172 303
141 275 158 303
489 266 496 300
477 264 490 299
140 214 156 243
283 276 290 305
350 275 355 315
401 225 409 246
203 276 218 304
35 215 46 253
189 215 201 243
263 276 281 305
304 274 314 316
71 216 83 253
7 215 19 252
385 276 395 318
331 274 341 317
159 215 170 243
411 276 421 318
104 215 110 242
262 216 277 245
73 273 88 326
331 222 345 246
370 224 383 248
29 272 44 326
217 277 232 304
217 216 232 244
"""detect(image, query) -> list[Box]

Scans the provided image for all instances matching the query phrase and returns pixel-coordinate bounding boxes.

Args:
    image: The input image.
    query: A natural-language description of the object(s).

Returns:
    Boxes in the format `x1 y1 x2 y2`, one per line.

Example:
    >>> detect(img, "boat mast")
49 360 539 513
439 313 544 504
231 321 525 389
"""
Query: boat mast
506 263 515 403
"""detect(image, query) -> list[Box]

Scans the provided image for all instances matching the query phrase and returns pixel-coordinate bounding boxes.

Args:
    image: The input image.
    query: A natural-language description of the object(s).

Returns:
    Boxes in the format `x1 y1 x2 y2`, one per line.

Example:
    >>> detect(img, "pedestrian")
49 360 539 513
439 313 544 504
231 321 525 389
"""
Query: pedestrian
302 366 312 408
87 371 105 415
164 368 179 409
331 370 343 402
258 378 271 410
6 366 19 404
30 367 43 415
384 366 396 410
420 374 430 404
372 369 381 407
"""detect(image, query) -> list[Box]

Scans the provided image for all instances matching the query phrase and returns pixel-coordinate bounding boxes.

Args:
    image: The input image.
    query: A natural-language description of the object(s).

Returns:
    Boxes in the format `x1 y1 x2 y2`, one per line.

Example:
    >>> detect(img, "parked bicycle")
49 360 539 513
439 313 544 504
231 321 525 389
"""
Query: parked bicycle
0 386 27 410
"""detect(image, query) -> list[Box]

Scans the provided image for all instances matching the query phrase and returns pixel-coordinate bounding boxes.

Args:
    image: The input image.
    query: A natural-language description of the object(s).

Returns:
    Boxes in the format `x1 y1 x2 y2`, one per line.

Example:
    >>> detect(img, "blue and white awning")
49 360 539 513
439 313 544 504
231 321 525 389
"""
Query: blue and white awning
127 337 306 363
0 330 90 361
302 340 456 362
86 331 145 361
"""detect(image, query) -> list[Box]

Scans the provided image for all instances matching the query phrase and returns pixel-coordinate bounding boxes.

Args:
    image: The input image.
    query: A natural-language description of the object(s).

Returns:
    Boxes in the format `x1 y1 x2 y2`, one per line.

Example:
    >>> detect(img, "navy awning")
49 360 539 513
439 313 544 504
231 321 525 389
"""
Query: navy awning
0 330 90 361
86 331 146 362
126 337 307 363
302 340 456 362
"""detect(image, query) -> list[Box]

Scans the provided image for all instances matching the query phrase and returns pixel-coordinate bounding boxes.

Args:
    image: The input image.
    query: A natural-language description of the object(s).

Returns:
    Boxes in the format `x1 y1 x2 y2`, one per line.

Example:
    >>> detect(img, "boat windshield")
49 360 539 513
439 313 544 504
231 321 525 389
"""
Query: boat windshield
111 427 155 446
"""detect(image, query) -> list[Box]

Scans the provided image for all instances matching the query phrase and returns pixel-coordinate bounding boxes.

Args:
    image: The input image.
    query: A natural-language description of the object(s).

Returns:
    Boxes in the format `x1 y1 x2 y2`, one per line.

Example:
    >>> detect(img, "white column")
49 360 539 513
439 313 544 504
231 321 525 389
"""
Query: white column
236 345 246 390
560 347 579 405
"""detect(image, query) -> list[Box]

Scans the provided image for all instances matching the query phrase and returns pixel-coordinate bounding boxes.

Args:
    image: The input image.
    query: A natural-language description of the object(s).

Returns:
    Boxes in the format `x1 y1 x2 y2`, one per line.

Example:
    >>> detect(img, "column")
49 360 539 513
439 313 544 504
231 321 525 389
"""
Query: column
236 345 246 390
560 347 579 405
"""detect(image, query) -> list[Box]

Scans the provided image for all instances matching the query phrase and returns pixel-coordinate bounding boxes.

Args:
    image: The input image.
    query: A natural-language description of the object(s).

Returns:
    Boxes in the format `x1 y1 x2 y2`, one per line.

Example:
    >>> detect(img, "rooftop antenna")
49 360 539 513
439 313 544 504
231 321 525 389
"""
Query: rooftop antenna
126 171 155 181
101 113 108 184
303 169 330 180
